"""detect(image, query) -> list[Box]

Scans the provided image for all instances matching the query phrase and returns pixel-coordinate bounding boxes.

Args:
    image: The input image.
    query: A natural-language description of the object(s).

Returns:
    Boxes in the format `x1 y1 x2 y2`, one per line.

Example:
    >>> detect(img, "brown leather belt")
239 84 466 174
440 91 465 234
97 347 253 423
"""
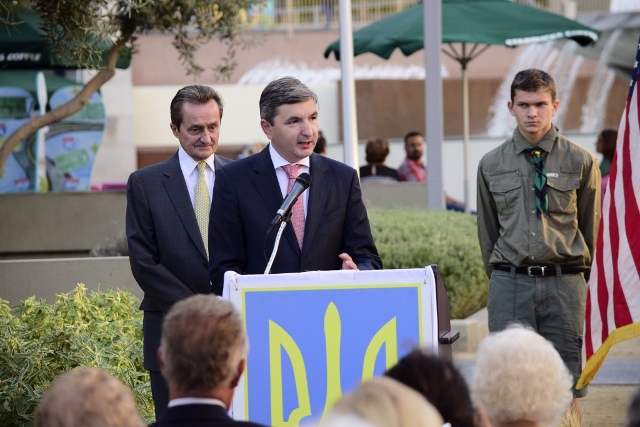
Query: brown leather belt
493 264 589 277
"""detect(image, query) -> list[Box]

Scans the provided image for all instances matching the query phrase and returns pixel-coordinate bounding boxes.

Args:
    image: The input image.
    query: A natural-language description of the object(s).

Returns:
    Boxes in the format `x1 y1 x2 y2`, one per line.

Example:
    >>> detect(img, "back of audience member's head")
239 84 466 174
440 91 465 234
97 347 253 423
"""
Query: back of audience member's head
384 349 475 427
324 376 443 427
315 130 327 155
625 385 640 427
471 324 572 427
365 137 390 164
35 367 145 427
160 294 247 396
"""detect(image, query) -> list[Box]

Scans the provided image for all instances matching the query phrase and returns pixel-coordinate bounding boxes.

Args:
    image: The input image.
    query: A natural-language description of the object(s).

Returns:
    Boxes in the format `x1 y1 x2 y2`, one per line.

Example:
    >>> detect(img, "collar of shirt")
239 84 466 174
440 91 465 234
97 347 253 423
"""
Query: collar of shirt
178 145 216 205
178 145 216 174
269 143 310 217
405 157 425 168
512 125 557 155
268 143 310 170
168 397 226 409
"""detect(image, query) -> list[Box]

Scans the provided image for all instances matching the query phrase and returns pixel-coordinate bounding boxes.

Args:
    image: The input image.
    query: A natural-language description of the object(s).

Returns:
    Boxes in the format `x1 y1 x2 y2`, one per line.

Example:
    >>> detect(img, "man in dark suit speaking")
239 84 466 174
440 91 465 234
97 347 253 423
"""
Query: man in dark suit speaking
126 85 232 419
209 77 381 291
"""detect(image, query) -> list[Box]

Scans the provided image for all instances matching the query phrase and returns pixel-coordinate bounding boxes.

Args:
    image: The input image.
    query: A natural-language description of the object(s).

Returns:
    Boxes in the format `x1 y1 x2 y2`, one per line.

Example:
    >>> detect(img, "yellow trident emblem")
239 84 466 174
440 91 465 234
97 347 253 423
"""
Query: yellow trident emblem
268 302 398 426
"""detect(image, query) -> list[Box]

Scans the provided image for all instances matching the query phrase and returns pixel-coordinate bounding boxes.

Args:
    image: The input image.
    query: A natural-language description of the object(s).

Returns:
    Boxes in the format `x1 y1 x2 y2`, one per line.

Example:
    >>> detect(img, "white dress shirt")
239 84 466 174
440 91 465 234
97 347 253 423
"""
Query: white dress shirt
168 397 226 409
269 143 310 218
178 145 216 207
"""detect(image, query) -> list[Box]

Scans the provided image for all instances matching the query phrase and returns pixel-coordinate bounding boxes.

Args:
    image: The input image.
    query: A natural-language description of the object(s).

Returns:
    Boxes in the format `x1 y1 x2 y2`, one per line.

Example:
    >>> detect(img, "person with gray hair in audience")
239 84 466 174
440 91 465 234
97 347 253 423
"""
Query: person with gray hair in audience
35 367 145 427
471 324 573 427
152 294 267 427
322 376 443 427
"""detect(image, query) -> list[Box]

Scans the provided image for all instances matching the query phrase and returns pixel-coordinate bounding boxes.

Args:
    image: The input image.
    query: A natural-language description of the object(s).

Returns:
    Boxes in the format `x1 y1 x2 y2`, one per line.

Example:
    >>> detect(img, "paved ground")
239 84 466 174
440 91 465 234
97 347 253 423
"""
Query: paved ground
452 311 640 426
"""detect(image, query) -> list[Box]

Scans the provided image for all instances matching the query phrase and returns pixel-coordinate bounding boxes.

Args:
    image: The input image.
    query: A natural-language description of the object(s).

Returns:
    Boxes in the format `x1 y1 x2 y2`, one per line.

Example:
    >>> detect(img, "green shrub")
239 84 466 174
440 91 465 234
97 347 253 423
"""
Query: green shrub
368 207 487 319
0 285 153 426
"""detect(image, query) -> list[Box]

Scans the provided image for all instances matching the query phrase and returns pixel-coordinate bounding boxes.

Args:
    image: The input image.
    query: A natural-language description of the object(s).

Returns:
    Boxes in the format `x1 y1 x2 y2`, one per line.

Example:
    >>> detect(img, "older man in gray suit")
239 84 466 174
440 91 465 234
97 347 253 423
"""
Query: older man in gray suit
126 85 232 420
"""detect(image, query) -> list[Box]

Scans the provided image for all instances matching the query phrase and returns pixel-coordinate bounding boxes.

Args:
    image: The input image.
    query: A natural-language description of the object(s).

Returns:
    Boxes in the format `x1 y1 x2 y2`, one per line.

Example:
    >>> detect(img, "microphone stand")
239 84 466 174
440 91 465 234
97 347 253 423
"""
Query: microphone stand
264 211 292 274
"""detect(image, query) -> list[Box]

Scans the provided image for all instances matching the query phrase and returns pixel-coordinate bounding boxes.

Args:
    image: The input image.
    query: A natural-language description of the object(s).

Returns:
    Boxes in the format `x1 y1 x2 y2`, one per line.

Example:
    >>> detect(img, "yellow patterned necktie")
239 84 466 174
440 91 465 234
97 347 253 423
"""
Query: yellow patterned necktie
194 161 210 257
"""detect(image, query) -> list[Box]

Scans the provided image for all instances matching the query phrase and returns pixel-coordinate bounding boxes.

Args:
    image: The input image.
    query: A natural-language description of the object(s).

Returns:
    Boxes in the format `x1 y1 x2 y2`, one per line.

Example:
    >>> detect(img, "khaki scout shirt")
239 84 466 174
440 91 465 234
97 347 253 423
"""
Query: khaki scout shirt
477 126 601 278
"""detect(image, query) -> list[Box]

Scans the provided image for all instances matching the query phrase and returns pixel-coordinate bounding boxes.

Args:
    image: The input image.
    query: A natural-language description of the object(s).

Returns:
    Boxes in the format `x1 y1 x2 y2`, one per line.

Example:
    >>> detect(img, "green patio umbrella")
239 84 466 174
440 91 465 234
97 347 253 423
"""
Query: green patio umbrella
325 0 599 61
324 0 600 212
0 9 131 70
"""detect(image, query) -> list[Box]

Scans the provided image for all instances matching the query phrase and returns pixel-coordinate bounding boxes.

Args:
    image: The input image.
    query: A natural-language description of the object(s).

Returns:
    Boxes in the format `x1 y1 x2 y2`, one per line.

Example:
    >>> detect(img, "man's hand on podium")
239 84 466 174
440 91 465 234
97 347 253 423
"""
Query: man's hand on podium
339 253 358 271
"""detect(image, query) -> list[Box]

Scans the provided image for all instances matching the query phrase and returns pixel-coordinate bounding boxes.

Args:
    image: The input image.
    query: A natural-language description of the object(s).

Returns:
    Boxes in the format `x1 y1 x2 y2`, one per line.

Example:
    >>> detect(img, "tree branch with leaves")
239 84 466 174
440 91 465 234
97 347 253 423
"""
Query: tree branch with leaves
0 0 258 176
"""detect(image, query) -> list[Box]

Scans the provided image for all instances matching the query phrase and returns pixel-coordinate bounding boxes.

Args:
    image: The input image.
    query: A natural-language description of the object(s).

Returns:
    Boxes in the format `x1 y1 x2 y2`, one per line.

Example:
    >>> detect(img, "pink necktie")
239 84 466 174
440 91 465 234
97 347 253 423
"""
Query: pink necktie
281 164 305 250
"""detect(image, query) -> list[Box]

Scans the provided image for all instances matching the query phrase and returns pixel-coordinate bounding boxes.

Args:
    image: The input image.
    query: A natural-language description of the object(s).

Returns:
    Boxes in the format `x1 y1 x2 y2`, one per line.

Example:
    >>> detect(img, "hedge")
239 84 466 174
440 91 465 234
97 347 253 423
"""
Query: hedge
0 285 153 426
368 207 488 319
0 208 487 425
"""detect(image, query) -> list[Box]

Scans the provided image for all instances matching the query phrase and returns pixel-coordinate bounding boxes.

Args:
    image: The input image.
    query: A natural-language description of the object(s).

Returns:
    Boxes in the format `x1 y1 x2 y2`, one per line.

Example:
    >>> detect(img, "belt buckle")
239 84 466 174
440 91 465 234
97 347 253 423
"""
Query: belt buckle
527 266 545 277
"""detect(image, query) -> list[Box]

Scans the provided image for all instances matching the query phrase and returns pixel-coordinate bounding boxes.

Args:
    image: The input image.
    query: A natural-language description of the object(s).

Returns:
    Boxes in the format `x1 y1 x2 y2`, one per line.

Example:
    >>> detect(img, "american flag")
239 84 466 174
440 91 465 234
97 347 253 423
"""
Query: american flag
577 37 640 389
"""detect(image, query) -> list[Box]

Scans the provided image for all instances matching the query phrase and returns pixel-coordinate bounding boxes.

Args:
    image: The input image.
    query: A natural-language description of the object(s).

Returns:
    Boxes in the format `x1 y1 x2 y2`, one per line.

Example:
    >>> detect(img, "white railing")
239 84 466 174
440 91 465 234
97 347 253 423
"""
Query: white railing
242 0 419 31
241 0 613 32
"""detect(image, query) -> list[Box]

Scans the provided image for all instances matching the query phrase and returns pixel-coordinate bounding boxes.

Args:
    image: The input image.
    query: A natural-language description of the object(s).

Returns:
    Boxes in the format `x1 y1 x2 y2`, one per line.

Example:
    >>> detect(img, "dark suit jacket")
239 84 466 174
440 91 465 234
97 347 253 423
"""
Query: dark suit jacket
152 404 269 427
126 152 232 371
208 148 382 292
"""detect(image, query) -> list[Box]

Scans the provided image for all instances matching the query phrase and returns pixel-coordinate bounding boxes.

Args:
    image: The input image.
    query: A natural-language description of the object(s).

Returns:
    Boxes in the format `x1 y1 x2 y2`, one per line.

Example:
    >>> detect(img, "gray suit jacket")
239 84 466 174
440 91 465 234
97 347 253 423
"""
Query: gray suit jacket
126 151 232 370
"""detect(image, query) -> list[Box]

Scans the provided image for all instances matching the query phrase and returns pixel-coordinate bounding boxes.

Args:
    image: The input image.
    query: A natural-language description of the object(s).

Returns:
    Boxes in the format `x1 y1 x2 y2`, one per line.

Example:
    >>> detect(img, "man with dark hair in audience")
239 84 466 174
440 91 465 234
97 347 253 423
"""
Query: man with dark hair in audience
153 294 267 427
384 349 483 427
398 131 426 182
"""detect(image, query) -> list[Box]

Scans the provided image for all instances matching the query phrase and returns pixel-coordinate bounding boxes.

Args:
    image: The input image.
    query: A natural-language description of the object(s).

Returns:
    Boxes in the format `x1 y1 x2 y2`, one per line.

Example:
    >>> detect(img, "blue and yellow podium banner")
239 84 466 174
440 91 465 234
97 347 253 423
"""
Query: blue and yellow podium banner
224 268 438 426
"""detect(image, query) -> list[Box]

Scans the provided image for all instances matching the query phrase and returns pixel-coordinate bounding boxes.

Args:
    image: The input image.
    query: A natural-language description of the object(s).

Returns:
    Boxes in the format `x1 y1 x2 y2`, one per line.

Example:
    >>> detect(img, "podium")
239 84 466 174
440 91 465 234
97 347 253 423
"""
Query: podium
222 266 458 426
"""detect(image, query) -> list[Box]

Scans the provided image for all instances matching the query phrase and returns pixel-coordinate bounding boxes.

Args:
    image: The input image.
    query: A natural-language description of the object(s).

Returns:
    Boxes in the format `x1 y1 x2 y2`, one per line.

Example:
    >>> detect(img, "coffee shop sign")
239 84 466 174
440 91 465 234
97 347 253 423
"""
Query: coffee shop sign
0 52 42 63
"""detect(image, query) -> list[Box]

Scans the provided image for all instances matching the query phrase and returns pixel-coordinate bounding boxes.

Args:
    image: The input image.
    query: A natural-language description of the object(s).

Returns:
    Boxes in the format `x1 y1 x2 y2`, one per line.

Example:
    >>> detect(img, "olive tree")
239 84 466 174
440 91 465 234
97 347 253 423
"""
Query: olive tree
0 0 257 174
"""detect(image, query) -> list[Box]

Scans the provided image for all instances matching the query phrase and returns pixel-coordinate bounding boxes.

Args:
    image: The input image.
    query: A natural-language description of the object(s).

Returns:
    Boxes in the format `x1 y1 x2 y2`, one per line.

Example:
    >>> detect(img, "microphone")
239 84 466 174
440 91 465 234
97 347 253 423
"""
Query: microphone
270 172 312 226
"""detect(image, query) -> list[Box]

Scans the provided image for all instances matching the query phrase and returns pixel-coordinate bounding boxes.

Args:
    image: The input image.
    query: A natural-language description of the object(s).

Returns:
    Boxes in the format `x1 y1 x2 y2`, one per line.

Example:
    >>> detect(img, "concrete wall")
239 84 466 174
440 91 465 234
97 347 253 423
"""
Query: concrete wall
360 182 428 208
0 256 141 305
0 192 126 256
0 183 424 256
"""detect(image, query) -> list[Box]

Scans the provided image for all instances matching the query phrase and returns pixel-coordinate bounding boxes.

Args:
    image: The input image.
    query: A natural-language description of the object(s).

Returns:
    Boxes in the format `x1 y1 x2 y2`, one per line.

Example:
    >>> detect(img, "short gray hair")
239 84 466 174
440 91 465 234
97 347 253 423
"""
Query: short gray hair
170 85 224 128
259 76 318 125
160 295 247 395
471 324 572 426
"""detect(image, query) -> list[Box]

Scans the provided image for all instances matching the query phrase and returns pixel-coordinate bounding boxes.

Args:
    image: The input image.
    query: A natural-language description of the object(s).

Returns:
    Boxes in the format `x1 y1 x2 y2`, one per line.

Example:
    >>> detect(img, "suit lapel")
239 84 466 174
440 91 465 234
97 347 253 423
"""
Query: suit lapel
252 148 301 255
303 153 330 254
162 153 207 259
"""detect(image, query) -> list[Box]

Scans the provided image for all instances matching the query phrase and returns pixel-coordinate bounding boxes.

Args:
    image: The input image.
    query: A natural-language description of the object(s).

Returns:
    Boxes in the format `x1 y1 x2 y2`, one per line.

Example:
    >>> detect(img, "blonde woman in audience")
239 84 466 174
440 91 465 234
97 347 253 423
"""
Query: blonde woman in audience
323 376 443 427
471 324 573 427
35 367 146 427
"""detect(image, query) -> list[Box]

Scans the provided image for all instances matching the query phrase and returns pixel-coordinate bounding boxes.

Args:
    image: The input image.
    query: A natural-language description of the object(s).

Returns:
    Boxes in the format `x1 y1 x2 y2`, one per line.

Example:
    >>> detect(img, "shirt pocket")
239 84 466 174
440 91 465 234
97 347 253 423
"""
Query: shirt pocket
488 174 522 215
546 175 580 214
